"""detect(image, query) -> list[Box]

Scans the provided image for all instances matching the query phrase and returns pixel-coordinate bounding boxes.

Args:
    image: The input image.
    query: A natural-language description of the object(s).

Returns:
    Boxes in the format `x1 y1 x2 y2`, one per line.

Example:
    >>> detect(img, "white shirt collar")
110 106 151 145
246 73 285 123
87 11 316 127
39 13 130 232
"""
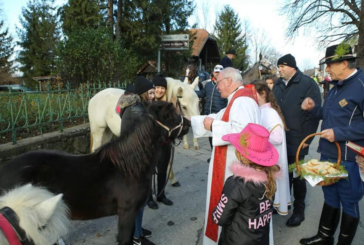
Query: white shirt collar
345 69 358 80
228 86 244 101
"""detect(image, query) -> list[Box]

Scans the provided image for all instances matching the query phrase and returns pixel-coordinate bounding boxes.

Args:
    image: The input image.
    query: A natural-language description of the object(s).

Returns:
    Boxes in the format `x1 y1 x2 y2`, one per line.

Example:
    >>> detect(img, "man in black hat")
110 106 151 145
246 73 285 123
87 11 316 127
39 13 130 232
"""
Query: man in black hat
220 48 236 68
272 54 322 227
300 43 364 245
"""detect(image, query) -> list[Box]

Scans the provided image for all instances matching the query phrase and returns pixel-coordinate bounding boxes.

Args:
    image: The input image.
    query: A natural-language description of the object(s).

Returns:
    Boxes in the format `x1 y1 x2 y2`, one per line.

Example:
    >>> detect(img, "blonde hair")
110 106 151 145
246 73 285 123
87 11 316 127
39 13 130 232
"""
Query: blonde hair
235 150 280 201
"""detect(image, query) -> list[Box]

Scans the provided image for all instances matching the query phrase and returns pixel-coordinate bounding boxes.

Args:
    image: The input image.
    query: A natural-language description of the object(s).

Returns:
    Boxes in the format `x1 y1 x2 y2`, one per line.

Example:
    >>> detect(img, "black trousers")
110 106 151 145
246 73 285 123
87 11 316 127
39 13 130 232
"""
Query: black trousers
288 155 307 214
156 143 171 198
208 137 213 150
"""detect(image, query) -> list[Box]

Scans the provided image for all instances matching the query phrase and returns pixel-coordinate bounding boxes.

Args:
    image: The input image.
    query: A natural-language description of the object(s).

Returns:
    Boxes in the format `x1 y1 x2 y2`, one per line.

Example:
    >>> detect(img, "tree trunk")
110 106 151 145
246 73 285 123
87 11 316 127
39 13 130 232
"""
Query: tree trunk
356 0 364 70
107 0 114 40
116 0 123 40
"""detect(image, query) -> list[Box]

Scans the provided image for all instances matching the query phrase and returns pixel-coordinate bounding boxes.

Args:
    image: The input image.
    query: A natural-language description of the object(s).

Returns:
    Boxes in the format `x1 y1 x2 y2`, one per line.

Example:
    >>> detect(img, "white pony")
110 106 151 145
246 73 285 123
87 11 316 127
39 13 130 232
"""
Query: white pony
0 184 70 245
88 77 201 152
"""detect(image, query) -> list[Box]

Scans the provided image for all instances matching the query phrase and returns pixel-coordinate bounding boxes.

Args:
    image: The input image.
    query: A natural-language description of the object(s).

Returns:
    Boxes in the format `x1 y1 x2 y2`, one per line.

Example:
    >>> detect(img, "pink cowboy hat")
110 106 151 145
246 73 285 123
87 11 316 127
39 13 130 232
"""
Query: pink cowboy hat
222 123 279 166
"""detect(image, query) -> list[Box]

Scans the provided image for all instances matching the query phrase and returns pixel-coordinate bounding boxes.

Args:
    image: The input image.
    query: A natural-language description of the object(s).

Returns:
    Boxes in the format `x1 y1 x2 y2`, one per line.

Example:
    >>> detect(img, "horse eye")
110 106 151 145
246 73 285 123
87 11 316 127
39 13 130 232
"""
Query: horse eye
182 106 187 110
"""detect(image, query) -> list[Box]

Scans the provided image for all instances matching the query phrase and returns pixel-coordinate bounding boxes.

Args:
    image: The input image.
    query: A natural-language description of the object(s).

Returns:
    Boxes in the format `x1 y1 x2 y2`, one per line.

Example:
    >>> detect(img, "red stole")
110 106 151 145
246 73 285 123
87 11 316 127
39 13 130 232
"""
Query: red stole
205 87 258 242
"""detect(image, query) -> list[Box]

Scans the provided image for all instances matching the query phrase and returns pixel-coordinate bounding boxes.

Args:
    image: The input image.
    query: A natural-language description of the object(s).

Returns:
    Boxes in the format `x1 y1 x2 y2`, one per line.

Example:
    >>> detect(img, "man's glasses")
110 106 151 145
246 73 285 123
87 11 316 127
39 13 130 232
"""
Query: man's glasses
216 77 227 84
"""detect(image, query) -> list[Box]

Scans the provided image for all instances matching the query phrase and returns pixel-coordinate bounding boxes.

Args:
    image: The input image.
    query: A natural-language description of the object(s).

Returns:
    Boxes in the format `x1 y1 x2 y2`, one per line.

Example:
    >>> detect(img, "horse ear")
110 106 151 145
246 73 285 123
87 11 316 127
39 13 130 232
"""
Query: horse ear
183 76 189 84
177 87 183 97
37 194 64 224
190 77 199 90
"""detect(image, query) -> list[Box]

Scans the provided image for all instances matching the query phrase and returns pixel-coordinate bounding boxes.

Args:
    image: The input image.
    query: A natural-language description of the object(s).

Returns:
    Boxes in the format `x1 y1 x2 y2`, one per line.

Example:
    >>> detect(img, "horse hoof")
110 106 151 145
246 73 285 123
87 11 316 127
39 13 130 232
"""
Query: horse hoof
194 146 200 150
183 145 189 149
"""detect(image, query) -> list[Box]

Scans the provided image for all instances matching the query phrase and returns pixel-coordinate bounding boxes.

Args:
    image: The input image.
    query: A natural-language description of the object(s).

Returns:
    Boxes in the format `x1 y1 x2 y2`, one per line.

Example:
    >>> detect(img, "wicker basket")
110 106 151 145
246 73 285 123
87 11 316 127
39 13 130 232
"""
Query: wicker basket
296 133 345 186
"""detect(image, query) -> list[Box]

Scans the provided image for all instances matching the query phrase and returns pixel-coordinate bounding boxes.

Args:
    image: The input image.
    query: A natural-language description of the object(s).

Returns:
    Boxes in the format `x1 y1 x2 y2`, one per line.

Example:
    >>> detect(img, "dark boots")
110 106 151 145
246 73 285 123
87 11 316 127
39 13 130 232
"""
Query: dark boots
300 203 340 245
337 212 359 245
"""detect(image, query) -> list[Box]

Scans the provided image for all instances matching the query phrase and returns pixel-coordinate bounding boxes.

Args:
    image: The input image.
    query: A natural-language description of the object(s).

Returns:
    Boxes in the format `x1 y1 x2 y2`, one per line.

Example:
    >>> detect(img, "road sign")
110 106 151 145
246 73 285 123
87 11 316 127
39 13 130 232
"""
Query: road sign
161 34 189 41
161 34 189 50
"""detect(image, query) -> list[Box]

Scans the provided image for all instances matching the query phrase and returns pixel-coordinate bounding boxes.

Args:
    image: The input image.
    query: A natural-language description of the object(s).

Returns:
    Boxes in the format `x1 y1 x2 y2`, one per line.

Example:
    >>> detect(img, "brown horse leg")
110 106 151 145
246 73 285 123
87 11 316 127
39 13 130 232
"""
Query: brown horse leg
116 208 138 245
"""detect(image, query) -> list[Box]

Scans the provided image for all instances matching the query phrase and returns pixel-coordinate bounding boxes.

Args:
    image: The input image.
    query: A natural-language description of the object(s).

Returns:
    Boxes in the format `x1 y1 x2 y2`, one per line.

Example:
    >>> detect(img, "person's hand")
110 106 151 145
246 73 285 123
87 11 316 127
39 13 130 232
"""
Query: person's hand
203 117 214 131
321 129 335 142
302 143 309 149
356 155 364 173
301 97 315 111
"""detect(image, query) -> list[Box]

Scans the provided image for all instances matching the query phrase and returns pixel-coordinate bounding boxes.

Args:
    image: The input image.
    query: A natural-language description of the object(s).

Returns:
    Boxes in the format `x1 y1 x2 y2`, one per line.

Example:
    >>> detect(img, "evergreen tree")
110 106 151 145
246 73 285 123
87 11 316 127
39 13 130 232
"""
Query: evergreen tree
213 5 249 71
17 0 60 84
56 27 139 86
115 0 195 76
59 0 103 37
0 20 15 83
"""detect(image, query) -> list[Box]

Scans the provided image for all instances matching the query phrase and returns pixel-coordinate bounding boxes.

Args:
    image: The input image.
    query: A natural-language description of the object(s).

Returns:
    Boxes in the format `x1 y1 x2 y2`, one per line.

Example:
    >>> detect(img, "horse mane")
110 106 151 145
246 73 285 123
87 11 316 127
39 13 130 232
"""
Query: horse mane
0 185 70 245
98 115 156 178
98 101 176 178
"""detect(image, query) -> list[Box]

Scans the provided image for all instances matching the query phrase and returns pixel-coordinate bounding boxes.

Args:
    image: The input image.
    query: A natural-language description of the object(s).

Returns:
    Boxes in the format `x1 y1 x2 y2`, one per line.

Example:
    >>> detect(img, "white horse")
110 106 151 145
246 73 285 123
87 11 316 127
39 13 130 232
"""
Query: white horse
88 77 200 152
0 184 70 245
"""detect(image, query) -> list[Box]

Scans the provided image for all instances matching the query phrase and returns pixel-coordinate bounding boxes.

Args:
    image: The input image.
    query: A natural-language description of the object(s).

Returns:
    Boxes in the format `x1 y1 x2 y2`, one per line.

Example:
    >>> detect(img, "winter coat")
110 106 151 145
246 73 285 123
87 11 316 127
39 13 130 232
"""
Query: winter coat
309 68 364 162
212 162 274 245
273 69 322 156
119 94 146 135
196 79 227 115
220 56 233 68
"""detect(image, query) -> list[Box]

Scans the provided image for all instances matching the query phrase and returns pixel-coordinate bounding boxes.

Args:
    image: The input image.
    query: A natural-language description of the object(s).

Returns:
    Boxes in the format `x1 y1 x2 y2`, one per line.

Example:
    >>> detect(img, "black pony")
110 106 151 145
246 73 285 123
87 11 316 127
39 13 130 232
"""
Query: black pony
0 101 190 245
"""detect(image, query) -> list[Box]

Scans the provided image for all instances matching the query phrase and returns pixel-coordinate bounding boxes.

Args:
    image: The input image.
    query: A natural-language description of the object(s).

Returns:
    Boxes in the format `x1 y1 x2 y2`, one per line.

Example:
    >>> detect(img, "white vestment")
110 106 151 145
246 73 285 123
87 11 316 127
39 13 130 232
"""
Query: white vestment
191 87 261 245
260 103 291 215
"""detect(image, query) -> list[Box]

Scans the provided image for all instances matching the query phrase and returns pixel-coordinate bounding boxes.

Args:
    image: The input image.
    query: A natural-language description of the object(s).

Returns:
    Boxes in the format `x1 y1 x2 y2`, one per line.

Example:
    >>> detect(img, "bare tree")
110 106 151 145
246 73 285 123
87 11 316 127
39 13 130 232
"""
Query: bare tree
282 0 364 69
247 27 282 66
193 0 212 30
301 58 315 72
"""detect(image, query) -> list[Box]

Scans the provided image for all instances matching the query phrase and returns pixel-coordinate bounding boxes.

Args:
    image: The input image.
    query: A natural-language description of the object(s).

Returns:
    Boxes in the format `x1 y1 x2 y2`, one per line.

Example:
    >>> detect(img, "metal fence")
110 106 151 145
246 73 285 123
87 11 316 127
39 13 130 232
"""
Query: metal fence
0 82 126 145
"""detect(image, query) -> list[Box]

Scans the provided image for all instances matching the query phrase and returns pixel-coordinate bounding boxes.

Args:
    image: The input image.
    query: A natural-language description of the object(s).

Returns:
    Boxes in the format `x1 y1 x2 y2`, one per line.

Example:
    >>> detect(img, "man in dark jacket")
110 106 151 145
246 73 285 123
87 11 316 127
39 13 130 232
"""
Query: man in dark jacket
220 49 236 68
273 54 322 227
196 64 228 150
300 43 364 245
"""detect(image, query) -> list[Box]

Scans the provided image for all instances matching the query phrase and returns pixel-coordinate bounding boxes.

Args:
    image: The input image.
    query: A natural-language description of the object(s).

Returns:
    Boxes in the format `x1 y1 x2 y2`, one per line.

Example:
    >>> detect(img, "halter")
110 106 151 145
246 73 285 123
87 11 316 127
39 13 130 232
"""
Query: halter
259 60 275 72
0 206 35 245
154 115 184 138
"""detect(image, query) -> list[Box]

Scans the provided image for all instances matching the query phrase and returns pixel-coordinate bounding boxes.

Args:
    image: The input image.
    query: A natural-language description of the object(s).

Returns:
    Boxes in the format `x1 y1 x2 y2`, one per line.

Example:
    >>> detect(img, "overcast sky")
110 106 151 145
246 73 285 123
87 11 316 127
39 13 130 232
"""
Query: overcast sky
2 0 326 69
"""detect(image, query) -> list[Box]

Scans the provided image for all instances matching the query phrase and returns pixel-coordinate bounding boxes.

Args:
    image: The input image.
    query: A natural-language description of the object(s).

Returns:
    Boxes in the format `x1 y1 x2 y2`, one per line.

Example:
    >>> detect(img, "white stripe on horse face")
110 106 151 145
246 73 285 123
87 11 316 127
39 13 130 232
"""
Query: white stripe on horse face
186 68 190 77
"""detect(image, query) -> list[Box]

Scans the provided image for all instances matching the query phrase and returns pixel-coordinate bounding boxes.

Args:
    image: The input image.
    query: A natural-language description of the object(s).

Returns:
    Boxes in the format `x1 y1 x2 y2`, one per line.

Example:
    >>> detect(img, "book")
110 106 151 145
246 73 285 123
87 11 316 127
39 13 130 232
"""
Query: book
346 141 364 157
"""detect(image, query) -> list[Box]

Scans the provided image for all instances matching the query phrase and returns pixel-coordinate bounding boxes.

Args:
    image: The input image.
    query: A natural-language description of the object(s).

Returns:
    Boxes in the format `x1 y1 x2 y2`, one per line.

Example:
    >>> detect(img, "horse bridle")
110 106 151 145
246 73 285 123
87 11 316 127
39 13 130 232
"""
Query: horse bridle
0 206 35 245
154 115 184 138
259 61 274 71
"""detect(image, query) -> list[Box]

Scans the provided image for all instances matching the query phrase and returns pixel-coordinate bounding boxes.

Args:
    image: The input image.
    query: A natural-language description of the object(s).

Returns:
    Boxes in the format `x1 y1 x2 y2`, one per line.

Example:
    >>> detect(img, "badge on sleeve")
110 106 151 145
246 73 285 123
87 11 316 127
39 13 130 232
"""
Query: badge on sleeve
339 99 348 107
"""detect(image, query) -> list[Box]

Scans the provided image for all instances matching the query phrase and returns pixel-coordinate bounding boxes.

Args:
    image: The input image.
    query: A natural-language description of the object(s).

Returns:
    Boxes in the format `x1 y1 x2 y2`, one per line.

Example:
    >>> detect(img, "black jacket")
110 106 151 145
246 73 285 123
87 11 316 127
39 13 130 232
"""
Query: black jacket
273 69 322 156
119 94 146 134
195 79 227 115
220 56 233 68
213 163 273 245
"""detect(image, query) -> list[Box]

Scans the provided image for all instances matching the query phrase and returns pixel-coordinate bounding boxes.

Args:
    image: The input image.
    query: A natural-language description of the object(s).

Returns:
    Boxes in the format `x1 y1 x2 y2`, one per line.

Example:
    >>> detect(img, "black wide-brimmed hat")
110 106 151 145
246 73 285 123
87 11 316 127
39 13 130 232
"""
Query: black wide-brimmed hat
319 43 356 65
227 49 236 55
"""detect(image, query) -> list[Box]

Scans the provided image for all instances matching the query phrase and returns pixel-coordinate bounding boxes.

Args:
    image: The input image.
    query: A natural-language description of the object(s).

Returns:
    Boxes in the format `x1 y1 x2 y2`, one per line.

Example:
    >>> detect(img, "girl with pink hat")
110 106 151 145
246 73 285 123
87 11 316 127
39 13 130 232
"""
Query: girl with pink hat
212 123 280 245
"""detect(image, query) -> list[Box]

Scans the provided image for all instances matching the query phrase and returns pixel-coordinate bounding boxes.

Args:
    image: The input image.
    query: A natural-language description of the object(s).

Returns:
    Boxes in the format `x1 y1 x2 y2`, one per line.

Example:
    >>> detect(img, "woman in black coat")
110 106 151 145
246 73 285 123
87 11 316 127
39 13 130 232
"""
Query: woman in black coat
119 76 155 245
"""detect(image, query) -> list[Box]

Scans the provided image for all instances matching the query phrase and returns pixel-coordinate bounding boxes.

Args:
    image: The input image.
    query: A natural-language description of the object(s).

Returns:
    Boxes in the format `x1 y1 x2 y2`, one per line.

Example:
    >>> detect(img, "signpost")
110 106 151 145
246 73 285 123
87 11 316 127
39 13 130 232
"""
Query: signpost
158 34 190 72
161 34 189 50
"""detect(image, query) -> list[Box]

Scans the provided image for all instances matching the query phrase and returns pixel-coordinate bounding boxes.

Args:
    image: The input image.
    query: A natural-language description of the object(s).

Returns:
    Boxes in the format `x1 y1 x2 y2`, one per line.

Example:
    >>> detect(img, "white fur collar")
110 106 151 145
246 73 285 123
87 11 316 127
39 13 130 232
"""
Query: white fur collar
230 161 282 184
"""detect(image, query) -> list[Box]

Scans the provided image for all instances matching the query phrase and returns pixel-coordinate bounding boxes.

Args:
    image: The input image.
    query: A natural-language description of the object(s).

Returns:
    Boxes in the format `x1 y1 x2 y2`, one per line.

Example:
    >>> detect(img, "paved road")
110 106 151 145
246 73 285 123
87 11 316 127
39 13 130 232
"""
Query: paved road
64 131 364 245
